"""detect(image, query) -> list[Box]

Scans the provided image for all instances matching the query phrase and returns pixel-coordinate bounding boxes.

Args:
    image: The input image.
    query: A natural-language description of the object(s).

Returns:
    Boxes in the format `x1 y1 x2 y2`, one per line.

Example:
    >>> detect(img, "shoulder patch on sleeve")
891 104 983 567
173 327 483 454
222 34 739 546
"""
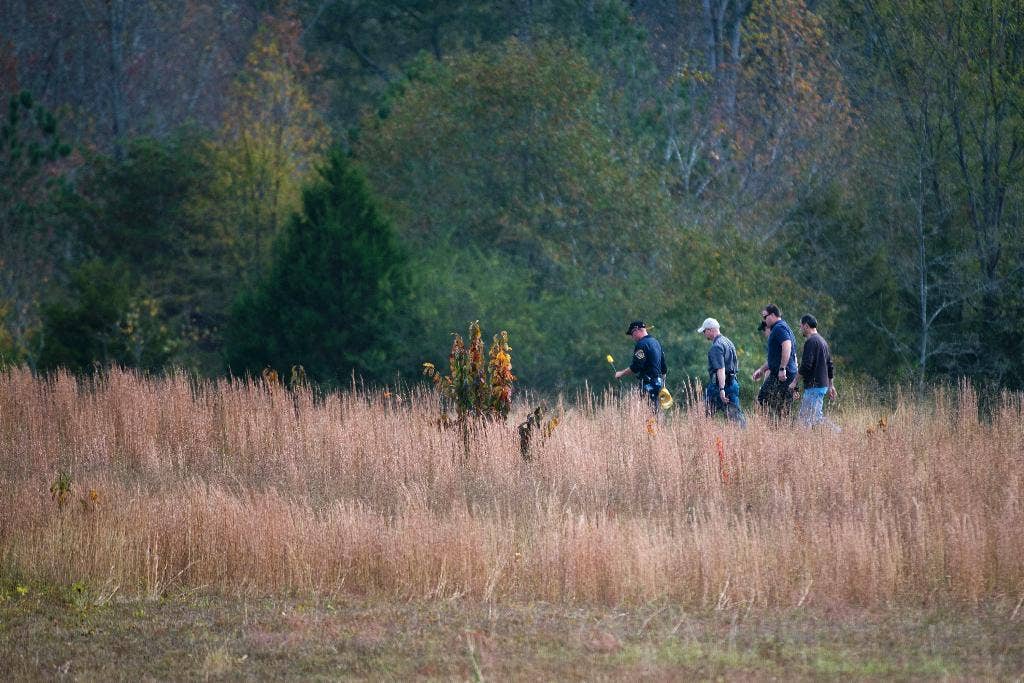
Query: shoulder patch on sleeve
634 349 645 360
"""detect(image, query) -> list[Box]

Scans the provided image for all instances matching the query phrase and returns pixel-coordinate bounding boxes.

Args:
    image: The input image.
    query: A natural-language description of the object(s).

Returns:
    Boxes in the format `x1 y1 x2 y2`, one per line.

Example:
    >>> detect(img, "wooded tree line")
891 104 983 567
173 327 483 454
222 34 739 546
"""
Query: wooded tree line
1 0 1022 393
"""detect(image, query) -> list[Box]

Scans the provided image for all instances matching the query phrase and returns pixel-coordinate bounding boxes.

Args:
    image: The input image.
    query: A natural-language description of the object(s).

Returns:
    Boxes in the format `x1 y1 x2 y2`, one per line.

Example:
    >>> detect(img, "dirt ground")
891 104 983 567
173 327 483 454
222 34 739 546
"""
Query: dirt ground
2 578 1022 681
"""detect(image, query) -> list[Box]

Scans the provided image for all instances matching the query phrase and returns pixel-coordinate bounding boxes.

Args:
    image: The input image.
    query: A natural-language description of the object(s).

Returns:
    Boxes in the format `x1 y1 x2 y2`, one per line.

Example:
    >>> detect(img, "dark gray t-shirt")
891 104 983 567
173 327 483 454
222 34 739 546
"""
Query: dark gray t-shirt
707 335 739 376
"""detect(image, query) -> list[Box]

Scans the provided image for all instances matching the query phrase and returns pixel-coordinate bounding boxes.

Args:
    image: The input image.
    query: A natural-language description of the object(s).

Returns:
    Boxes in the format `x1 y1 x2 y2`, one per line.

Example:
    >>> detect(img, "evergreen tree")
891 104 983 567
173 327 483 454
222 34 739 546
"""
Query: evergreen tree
0 89 74 362
225 147 413 387
37 259 177 373
74 132 227 374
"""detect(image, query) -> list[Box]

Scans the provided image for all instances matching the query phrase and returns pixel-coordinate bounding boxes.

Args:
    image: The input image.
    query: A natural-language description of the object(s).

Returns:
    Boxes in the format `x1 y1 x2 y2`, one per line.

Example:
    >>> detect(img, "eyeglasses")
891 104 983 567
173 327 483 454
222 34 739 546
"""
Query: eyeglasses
761 314 768 320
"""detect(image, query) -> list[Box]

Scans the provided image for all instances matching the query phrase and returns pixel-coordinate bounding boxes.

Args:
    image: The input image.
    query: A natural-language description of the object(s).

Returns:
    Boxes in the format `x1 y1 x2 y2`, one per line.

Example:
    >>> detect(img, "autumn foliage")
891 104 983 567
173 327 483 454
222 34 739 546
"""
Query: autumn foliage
423 321 515 424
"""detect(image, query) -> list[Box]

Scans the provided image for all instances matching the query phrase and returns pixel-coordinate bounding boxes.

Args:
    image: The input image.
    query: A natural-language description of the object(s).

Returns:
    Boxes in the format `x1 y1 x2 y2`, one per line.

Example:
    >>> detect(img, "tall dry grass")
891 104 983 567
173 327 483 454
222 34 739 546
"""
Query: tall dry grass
1 367 1021 608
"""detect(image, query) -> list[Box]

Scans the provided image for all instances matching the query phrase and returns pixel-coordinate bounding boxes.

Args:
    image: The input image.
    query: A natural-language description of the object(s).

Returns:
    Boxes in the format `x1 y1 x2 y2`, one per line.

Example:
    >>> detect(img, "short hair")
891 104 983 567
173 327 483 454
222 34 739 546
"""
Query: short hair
800 314 818 329
763 304 781 317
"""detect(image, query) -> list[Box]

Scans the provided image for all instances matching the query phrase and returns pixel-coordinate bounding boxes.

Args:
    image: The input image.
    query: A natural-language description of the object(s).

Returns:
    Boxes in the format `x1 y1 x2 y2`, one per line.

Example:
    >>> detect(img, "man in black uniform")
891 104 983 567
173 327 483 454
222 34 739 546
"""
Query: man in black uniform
614 320 667 413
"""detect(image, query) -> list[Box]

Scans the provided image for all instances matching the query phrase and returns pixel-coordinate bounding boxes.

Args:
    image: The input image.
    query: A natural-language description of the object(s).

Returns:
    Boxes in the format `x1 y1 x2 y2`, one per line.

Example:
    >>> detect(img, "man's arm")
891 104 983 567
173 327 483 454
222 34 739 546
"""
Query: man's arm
617 345 648 379
778 339 792 380
827 348 837 399
617 345 645 380
752 362 768 381
716 367 729 403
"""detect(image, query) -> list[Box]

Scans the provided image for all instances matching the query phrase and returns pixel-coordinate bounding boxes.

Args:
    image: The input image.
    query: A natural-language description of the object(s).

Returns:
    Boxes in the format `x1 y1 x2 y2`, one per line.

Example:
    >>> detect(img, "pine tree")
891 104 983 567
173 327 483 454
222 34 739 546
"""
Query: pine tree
1 90 74 361
225 147 413 386
37 260 177 373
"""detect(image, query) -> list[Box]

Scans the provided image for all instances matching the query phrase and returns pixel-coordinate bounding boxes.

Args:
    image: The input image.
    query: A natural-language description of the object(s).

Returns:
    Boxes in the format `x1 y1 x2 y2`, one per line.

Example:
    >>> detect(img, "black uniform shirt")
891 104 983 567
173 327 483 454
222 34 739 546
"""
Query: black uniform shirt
629 335 667 381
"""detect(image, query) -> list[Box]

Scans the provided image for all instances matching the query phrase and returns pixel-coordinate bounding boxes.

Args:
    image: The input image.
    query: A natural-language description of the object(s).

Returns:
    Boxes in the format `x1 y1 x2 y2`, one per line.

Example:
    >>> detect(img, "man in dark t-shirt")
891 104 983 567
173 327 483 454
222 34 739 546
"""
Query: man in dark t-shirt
614 320 667 413
751 304 797 422
789 314 839 430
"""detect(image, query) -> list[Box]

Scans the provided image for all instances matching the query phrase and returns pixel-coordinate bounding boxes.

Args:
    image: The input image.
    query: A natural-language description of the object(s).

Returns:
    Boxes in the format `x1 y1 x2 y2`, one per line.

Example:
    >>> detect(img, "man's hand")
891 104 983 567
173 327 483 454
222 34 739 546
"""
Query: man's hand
752 367 764 381
828 385 838 400
777 368 787 381
719 389 730 404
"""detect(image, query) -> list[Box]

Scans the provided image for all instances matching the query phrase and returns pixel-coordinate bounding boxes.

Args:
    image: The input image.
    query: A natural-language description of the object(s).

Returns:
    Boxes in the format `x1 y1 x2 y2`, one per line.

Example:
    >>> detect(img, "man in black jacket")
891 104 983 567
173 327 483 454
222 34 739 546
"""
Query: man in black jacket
789 314 839 430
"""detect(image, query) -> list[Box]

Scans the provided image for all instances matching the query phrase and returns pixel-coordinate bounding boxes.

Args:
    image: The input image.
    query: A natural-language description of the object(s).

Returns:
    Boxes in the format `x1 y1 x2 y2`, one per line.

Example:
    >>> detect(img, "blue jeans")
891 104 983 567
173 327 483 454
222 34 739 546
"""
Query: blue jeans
706 377 746 426
798 386 836 429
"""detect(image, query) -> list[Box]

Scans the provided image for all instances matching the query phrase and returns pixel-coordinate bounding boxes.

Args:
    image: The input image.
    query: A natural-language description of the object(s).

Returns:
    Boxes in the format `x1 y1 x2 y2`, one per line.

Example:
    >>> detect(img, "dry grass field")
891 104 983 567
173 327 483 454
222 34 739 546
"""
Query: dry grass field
1 367 1023 678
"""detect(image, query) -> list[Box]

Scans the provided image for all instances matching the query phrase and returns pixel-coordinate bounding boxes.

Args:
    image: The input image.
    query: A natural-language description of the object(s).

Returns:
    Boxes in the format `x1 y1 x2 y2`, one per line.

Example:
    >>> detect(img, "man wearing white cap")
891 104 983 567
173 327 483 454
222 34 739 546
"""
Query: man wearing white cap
698 317 746 426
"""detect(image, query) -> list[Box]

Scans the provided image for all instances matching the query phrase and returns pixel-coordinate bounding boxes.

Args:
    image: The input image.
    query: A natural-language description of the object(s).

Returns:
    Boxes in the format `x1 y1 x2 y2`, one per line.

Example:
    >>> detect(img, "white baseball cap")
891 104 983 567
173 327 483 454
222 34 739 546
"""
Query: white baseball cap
696 317 720 333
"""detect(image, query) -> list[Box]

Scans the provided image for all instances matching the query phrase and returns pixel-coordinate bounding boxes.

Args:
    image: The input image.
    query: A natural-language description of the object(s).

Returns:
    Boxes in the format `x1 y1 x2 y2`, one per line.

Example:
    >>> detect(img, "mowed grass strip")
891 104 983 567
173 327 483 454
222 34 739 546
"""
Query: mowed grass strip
1 581 1022 680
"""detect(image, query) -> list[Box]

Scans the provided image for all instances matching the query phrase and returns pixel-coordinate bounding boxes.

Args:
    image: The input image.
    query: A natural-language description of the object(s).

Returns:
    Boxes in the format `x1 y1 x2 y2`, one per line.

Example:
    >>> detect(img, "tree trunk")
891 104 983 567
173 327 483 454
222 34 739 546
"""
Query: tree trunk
513 0 533 44
106 0 128 160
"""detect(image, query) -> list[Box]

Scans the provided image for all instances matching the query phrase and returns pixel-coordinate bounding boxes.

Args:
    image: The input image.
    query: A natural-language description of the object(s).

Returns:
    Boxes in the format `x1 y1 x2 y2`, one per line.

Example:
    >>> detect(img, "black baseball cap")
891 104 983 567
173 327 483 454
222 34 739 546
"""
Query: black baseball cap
626 320 646 335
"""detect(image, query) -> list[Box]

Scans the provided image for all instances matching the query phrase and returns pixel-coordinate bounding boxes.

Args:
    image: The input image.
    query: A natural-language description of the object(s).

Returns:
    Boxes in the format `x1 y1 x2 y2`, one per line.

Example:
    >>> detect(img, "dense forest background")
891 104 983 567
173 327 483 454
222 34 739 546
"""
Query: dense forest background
1 0 1022 395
